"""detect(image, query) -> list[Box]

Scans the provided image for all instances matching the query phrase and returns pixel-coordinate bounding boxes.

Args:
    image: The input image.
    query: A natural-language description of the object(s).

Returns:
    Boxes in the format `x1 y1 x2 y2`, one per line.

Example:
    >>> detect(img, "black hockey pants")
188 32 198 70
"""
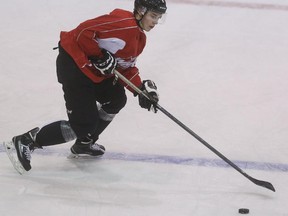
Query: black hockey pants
56 44 127 140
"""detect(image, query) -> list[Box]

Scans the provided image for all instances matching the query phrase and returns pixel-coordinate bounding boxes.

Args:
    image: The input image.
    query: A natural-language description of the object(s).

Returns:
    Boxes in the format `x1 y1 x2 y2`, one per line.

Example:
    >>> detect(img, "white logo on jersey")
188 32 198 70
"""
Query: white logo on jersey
98 38 125 54
116 56 137 69
97 37 137 69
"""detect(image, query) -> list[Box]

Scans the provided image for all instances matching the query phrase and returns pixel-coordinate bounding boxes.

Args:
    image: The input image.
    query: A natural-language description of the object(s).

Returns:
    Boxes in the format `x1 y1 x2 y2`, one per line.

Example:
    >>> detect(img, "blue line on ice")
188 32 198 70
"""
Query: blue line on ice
1 144 287 172
105 151 288 172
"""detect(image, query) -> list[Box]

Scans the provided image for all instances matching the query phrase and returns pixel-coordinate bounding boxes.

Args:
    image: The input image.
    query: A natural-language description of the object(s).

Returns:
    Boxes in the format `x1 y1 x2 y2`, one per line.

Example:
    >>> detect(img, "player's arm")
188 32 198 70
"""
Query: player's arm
119 67 159 113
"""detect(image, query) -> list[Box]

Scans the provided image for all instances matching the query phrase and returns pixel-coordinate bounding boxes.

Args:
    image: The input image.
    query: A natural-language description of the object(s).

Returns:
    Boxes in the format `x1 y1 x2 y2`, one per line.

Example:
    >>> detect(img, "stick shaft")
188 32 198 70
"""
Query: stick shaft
114 70 275 192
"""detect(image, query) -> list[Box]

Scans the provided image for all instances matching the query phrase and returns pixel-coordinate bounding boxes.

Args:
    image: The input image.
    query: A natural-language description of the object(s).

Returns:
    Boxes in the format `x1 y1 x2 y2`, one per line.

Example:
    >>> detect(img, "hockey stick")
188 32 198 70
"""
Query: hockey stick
114 70 275 192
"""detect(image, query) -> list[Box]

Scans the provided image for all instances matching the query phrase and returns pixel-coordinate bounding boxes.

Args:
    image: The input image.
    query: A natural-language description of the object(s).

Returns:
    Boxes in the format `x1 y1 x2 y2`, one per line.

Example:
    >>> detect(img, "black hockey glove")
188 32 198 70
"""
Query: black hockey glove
89 49 117 75
138 80 159 113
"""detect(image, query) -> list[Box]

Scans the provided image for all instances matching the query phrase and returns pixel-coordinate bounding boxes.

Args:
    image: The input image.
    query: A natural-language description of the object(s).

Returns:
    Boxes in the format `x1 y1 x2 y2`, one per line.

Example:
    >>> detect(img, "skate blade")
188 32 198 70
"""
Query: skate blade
67 153 103 160
3 141 25 175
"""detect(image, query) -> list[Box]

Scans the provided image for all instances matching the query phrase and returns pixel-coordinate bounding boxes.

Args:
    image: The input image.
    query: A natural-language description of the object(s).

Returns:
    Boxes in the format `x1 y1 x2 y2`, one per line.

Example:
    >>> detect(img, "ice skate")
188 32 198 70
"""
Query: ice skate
69 137 105 158
12 127 39 171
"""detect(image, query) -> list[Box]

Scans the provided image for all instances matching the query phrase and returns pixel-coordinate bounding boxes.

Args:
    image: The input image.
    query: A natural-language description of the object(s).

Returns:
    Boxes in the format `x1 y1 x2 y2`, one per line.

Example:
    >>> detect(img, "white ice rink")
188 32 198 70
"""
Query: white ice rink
1 0 288 215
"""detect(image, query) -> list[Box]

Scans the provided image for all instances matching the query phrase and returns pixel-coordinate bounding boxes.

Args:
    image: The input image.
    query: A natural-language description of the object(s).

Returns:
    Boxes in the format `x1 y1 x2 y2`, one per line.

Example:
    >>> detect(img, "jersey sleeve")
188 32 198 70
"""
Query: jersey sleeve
74 22 103 58
117 67 142 94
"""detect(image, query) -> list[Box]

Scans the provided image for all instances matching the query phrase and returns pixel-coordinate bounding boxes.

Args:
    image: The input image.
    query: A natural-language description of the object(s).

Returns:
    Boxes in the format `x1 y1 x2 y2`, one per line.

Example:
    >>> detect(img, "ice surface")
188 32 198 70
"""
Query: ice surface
0 0 288 215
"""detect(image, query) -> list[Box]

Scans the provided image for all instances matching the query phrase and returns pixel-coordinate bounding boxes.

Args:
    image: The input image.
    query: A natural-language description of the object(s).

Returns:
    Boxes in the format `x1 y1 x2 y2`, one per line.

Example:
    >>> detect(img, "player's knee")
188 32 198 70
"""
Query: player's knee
103 93 127 114
118 93 127 110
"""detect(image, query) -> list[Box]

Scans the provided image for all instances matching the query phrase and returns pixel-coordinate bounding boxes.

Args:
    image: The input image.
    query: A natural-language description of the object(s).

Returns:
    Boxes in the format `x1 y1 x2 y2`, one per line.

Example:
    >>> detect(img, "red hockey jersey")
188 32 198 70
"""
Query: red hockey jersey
60 9 146 91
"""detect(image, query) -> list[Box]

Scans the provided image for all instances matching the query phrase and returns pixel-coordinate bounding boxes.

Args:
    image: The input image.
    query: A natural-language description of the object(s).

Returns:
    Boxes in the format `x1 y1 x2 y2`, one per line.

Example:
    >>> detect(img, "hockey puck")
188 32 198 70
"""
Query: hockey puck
239 208 249 214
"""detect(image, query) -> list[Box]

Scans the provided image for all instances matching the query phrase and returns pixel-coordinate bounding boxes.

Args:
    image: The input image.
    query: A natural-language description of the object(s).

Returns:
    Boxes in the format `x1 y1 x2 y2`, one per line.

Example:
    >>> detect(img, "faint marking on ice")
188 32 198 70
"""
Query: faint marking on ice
1 145 287 172
103 152 288 172
170 0 288 11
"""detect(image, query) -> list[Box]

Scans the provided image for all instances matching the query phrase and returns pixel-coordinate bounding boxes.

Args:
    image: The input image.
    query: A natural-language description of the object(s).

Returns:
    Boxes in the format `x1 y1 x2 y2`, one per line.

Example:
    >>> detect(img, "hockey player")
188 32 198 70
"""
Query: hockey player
10 0 167 172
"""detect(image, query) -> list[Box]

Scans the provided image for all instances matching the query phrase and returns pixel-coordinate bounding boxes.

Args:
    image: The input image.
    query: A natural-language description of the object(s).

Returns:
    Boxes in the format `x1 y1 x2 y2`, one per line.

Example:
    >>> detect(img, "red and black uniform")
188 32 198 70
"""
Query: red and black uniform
56 9 146 139
60 8 145 91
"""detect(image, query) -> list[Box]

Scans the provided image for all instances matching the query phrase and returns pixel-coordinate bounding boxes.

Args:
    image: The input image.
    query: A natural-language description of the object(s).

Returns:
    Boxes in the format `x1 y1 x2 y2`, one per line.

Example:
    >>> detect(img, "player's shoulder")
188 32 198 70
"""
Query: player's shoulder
108 8 137 25
109 8 134 18
107 9 142 32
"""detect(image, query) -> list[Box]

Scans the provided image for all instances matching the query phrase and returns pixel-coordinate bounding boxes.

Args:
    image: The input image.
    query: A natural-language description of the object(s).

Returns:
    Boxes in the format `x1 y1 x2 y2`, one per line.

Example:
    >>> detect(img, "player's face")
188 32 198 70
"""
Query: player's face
140 11 164 32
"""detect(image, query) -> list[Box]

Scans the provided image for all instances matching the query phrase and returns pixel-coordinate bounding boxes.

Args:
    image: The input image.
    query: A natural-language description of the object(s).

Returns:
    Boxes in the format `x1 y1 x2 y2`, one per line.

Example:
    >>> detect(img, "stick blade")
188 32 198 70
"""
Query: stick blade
250 177 276 192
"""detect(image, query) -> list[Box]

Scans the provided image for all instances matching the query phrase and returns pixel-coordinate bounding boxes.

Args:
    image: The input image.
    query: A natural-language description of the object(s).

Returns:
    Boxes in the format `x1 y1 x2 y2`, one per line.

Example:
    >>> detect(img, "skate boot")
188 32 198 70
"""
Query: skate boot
70 137 105 157
12 127 40 171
